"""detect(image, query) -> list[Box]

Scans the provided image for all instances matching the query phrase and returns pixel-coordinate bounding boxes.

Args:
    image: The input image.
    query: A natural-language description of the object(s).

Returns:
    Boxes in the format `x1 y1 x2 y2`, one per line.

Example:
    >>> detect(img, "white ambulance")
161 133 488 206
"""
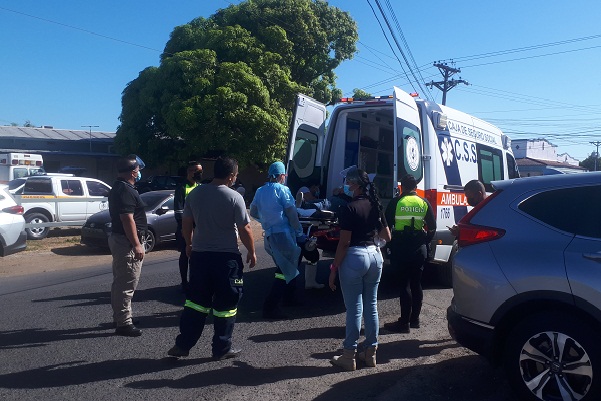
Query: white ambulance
286 87 519 285
0 152 45 184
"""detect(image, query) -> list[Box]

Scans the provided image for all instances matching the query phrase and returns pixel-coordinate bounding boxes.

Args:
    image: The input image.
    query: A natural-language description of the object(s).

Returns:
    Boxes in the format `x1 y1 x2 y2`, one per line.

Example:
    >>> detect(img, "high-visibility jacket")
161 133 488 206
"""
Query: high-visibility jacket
175 181 199 221
394 194 428 232
184 183 198 197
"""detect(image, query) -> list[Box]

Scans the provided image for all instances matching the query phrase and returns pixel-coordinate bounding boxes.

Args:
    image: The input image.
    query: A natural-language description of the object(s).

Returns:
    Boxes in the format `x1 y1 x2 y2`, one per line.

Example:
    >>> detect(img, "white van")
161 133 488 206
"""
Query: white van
0 153 45 184
286 87 519 285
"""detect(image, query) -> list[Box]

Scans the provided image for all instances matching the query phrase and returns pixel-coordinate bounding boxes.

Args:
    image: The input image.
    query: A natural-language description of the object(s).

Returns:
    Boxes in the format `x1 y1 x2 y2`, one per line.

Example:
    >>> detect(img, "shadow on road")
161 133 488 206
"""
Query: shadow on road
313 355 516 401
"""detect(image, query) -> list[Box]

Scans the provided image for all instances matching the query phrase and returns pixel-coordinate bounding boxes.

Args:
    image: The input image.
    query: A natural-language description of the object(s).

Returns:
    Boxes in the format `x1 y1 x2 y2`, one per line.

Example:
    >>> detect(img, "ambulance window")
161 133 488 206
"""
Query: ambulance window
477 145 503 191
506 154 519 179
396 121 423 183
344 119 360 168
13 168 29 179
290 130 317 180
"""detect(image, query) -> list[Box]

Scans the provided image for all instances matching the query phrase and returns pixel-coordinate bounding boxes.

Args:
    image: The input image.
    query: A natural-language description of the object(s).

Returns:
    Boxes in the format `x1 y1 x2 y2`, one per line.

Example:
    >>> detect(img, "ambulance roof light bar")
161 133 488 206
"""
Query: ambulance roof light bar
338 94 394 104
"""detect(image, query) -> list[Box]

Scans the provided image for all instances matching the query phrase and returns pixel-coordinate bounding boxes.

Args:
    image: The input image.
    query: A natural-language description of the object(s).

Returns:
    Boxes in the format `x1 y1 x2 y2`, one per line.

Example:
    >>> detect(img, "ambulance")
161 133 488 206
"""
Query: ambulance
286 87 519 285
0 152 45 184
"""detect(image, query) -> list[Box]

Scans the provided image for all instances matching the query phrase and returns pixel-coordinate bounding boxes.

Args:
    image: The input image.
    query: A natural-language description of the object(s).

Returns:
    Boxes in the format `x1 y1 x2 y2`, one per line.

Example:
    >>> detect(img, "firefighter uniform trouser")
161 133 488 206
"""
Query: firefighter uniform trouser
175 251 244 357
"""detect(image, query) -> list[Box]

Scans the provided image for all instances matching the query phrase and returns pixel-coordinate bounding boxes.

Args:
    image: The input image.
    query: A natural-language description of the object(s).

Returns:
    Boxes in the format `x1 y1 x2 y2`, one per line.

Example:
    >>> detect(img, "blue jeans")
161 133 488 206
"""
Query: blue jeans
339 245 383 350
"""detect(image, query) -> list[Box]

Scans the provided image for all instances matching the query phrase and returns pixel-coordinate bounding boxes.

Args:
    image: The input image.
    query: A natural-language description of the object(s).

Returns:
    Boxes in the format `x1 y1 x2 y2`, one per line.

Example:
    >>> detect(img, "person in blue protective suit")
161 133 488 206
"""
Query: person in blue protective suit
250 161 309 320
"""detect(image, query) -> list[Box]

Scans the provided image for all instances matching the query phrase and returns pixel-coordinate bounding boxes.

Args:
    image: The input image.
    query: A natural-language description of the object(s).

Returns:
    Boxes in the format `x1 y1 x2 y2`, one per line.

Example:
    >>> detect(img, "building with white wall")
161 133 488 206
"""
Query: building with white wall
512 138 586 176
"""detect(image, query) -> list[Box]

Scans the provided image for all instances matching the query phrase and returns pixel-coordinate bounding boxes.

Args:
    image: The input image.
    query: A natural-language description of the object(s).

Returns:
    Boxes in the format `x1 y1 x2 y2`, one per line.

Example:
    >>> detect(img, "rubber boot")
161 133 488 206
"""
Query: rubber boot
330 348 356 371
357 346 377 367
305 263 324 289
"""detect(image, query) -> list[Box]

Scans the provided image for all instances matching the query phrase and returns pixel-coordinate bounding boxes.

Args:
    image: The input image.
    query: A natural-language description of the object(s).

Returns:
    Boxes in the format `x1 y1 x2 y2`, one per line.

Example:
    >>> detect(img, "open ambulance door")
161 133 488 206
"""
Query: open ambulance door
393 87 423 193
285 94 327 196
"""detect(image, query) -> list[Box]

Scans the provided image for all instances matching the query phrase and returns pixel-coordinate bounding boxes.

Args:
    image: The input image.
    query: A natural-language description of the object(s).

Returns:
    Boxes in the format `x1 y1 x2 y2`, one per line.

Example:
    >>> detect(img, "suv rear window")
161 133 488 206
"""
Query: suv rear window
518 185 601 238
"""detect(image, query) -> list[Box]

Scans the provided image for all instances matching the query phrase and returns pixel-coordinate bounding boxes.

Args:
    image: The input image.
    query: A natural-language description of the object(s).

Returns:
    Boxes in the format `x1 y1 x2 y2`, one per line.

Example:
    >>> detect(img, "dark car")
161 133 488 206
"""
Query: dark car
81 190 177 252
135 175 182 194
448 172 601 401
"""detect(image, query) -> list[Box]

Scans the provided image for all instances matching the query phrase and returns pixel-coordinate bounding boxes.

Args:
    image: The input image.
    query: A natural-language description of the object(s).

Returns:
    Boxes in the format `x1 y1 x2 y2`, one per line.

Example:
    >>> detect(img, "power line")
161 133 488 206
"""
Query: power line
447 33 601 63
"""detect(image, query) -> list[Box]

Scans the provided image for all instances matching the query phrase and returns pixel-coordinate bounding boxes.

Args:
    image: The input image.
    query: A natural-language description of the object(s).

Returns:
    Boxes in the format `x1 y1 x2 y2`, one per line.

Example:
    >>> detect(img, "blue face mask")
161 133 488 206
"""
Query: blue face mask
135 171 142 182
314 189 320 198
343 184 354 197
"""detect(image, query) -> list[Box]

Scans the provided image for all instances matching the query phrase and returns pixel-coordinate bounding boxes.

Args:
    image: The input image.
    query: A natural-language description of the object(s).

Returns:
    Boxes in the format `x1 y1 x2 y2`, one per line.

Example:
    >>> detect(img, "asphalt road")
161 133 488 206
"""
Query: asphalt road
0 247 517 401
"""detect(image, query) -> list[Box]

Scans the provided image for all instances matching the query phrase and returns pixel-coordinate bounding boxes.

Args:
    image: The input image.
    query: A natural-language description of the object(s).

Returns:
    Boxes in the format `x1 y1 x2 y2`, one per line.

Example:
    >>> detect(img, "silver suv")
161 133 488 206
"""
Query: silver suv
447 172 601 401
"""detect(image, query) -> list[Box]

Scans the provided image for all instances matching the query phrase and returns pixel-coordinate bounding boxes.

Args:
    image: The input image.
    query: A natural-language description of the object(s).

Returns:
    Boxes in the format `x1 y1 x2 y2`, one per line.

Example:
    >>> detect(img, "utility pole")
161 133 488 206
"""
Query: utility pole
426 62 469 105
591 141 601 171
82 125 99 153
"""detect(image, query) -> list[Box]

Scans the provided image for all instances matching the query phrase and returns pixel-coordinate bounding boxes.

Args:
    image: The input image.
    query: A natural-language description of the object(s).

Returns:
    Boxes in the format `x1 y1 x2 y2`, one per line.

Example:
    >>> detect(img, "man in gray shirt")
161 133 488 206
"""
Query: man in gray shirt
167 157 256 360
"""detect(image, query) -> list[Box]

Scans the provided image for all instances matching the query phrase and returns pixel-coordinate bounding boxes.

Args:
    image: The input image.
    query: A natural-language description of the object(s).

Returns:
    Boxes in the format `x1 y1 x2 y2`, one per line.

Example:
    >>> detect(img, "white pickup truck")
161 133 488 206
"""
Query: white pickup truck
14 175 111 239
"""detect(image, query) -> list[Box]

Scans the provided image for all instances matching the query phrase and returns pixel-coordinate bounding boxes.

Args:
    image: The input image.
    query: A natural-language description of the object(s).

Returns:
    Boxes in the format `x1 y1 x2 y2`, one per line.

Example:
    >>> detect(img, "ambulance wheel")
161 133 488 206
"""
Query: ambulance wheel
25 212 50 240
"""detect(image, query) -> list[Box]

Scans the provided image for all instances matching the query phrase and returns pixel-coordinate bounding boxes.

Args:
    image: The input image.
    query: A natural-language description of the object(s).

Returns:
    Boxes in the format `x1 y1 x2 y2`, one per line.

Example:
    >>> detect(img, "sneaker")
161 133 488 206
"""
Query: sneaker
212 348 241 361
167 345 190 358
383 321 410 333
409 320 420 329
263 308 290 320
115 324 142 337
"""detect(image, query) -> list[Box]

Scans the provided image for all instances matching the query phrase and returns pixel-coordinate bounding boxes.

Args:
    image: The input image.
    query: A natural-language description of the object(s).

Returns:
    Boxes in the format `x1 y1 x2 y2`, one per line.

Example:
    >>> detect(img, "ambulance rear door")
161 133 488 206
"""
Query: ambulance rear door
286 94 327 195
393 87 423 193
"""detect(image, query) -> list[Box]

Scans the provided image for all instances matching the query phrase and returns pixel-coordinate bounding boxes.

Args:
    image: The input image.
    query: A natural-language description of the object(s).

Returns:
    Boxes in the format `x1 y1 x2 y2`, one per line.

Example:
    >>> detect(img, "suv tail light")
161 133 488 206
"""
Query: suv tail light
2 205 24 215
457 190 504 247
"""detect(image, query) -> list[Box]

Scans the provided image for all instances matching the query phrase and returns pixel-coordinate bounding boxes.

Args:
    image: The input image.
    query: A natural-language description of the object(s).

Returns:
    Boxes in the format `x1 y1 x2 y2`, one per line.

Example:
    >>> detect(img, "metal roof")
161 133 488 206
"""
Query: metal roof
0 126 116 141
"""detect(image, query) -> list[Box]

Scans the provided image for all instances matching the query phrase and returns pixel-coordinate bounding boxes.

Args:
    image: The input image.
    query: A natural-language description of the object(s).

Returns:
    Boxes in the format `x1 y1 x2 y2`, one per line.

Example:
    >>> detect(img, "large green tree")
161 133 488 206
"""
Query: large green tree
116 0 358 168
580 152 601 171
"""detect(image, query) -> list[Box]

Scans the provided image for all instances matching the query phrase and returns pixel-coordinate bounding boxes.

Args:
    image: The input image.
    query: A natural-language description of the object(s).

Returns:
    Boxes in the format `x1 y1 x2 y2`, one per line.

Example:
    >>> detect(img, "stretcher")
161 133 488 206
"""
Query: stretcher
299 210 340 253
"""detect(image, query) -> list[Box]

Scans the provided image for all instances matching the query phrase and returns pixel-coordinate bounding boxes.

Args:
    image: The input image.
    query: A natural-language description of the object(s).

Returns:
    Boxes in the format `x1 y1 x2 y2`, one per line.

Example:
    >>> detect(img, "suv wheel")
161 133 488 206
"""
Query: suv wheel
141 230 155 253
504 312 600 401
25 213 50 240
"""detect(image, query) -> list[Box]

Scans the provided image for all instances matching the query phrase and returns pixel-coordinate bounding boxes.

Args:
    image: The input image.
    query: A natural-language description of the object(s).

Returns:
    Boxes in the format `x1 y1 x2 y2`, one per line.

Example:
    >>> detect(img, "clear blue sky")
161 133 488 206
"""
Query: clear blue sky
2 0 601 161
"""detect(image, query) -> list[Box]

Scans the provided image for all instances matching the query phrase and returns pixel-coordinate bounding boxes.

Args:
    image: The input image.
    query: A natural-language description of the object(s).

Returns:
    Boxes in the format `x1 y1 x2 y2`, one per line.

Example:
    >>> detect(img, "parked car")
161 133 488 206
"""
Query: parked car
0 185 26 256
447 172 601 401
135 175 182 194
81 190 177 253
14 175 111 240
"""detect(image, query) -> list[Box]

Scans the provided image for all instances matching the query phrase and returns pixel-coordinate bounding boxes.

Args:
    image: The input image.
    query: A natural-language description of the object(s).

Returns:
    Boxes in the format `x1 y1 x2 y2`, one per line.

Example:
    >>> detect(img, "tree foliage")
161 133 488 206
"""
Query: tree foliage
579 152 601 171
352 88 372 99
116 0 358 168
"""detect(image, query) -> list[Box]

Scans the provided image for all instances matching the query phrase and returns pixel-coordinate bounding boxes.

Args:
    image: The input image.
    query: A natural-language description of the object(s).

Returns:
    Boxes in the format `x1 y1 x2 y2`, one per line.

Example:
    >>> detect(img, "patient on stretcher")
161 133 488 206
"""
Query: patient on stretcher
296 182 350 219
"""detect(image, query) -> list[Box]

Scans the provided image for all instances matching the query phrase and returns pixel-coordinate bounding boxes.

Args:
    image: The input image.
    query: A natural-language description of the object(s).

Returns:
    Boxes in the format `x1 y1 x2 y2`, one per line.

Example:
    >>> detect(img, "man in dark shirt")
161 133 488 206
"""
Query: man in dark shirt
108 154 147 337
174 161 203 292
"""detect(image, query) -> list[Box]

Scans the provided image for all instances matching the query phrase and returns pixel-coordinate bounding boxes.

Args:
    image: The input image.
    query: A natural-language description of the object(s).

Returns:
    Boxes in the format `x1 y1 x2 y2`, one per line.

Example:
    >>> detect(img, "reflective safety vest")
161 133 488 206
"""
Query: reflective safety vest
394 194 428 231
184 182 198 197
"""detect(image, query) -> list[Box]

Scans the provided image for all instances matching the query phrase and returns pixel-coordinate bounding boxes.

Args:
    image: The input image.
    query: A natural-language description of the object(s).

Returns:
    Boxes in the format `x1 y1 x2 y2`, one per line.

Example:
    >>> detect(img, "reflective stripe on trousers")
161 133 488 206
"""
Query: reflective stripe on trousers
185 299 237 318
